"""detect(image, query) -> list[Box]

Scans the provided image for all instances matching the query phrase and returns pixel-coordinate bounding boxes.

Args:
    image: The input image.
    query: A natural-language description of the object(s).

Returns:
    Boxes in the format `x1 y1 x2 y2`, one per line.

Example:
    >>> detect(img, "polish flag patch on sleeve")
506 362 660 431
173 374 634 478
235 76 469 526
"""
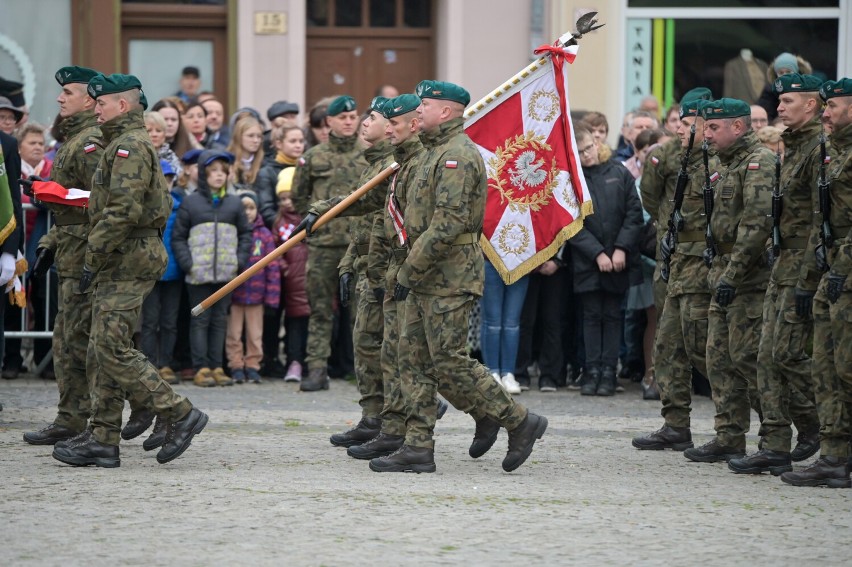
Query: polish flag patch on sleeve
709 171 720 183
650 156 659 166
84 143 97 154
445 160 458 169
747 162 760 170
824 155 831 164
116 148 130 158
298 157 306 167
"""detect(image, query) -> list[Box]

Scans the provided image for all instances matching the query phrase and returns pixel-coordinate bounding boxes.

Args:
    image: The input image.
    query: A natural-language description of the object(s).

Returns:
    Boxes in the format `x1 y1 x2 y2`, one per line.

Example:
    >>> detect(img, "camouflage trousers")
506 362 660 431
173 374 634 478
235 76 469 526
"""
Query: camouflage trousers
88 279 192 446
705 291 764 449
52 277 93 431
755 281 820 452
305 245 348 369
654 291 709 428
811 283 852 458
353 270 384 419
652 260 667 326
400 292 526 448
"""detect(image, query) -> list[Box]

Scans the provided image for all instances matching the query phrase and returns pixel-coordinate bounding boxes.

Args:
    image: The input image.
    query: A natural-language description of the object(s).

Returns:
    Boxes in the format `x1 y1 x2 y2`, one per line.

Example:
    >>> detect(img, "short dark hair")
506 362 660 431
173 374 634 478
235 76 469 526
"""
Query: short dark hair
182 66 200 78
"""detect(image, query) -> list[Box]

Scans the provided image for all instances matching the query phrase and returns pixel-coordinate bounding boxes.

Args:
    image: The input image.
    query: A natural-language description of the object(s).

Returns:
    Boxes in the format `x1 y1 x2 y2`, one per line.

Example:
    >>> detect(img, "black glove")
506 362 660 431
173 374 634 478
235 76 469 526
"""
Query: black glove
339 272 353 308
372 287 385 302
765 247 777 269
815 243 829 273
20 175 45 198
794 288 815 318
79 266 95 293
31 247 55 278
715 280 736 307
393 282 410 301
702 247 715 269
264 305 278 319
826 272 847 304
292 212 319 237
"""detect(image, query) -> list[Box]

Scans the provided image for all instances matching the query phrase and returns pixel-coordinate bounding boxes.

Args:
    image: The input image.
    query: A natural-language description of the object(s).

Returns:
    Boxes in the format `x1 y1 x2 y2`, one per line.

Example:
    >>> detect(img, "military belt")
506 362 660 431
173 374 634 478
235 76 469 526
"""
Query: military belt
452 232 479 245
716 242 735 255
391 248 408 259
54 218 87 227
780 237 807 250
677 230 704 243
354 243 370 256
128 228 161 238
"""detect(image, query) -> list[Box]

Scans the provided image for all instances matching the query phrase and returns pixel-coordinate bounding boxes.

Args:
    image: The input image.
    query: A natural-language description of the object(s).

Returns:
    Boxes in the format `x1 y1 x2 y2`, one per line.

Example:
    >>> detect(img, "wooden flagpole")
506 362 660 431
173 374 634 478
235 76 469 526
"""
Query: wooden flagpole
191 162 400 316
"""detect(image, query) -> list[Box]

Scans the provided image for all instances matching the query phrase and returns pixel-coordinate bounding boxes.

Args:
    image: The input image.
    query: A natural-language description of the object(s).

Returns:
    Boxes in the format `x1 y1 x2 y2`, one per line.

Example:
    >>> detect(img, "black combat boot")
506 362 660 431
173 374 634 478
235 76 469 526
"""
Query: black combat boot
580 367 601 396
790 428 820 462
143 416 167 451
52 436 120 468
728 449 793 475
121 408 155 440
347 432 405 459
23 423 79 445
369 445 436 473
632 425 693 450
780 457 851 488
156 408 209 464
503 412 548 472
54 427 93 450
300 366 330 392
469 416 500 458
683 439 745 463
329 417 381 447
596 366 617 396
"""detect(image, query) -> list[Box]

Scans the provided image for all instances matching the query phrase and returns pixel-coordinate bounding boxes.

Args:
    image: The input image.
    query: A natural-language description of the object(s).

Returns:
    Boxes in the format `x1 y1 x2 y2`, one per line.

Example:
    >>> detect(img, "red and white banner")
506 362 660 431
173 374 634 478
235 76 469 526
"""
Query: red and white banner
465 42 591 284
32 180 90 208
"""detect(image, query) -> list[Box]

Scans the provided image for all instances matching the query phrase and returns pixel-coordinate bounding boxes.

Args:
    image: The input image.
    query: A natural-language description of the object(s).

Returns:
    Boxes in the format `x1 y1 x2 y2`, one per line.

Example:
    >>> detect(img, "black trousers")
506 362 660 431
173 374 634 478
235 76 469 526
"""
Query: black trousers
580 289 624 369
514 269 570 384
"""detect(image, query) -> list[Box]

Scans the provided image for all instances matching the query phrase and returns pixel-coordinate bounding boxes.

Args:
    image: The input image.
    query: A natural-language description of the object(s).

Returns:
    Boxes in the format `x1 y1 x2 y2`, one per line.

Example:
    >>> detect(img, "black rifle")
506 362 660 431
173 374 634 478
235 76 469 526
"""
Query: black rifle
770 148 782 258
816 129 832 272
660 122 696 282
701 139 716 268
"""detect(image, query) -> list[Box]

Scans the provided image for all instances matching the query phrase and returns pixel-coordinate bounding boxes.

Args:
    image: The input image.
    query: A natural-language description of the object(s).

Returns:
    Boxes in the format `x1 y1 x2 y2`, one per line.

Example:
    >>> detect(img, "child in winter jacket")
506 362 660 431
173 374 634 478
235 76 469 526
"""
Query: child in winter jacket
171 150 252 387
226 192 281 383
274 167 310 382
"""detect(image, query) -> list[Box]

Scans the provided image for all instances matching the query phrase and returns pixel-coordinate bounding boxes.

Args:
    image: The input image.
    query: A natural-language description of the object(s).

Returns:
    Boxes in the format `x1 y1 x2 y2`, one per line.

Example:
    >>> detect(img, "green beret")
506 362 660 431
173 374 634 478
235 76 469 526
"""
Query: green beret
679 99 704 119
139 91 148 111
415 80 470 107
700 98 751 120
87 73 143 99
328 95 357 116
774 73 822 94
680 87 712 105
369 96 388 114
55 66 100 87
820 78 852 100
382 94 421 119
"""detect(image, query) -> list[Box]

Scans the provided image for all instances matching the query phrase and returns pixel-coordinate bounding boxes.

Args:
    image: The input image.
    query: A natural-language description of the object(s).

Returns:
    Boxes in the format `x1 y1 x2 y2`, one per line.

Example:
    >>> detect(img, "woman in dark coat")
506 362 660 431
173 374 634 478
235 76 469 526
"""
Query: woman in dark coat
569 126 643 396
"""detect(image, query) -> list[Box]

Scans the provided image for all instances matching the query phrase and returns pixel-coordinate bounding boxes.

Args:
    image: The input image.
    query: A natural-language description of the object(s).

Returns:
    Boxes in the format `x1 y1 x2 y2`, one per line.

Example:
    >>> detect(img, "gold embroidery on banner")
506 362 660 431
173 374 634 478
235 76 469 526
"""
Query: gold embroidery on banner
488 131 559 213
527 90 560 122
496 222 531 256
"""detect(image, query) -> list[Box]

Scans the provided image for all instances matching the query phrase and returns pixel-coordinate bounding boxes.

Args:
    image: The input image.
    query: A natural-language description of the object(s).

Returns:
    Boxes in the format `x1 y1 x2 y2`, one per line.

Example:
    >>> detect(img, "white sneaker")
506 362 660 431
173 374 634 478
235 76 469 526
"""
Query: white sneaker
501 372 522 395
491 372 504 388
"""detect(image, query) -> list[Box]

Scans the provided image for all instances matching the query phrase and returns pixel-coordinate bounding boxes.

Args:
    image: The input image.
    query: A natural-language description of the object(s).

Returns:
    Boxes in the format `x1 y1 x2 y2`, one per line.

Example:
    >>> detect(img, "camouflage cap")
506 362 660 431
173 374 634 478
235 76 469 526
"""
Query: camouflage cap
415 80 470 106
774 73 822 94
369 96 389 114
327 95 357 116
680 87 712 105
87 73 143 99
819 78 852 100
382 94 421 119
55 66 100 87
700 98 751 120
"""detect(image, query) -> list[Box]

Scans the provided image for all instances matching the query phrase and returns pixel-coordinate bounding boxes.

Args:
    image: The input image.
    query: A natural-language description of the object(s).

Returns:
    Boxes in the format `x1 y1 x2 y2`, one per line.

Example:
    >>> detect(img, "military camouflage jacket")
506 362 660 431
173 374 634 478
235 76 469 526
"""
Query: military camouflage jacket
396 117 485 297
825 122 852 276
368 134 426 290
335 140 394 278
776 116 822 289
86 108 170 281
640 136 680 229
708 130 774 293
292 131 366 248
39 110 103 278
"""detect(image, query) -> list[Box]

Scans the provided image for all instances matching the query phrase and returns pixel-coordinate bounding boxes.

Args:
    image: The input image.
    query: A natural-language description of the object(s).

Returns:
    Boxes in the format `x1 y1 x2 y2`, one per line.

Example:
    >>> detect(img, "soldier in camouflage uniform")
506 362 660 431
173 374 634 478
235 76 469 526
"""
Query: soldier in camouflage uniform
676 98 772 464
300 97 394 446
632 99 718 451
782 78 852 488
349 95 488 462
291 95 367 392
368 81 547 474
728 75 824 475
52 74 207 468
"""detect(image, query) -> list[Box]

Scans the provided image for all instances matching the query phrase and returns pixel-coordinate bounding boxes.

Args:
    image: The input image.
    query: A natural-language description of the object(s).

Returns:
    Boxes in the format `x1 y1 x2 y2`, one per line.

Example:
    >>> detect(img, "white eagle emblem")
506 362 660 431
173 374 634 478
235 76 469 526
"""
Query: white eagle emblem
508 150 547 189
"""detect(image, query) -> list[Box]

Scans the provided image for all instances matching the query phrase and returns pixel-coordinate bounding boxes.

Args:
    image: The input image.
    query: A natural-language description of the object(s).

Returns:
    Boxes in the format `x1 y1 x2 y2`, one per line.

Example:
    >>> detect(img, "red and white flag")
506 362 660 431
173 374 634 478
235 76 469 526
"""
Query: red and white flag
465 42 591 284
32 180 90 208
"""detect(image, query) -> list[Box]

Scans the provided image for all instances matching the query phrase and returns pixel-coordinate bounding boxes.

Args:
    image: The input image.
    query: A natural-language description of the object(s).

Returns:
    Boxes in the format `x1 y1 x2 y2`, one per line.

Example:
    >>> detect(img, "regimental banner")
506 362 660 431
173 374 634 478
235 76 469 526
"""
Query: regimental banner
465 42 592 284
0 144 16 247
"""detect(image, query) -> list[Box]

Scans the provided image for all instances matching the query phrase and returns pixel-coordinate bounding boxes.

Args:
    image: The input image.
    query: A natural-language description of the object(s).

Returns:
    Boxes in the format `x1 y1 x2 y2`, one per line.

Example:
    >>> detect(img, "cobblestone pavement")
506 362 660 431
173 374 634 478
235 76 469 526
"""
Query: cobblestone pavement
1 374 850 566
